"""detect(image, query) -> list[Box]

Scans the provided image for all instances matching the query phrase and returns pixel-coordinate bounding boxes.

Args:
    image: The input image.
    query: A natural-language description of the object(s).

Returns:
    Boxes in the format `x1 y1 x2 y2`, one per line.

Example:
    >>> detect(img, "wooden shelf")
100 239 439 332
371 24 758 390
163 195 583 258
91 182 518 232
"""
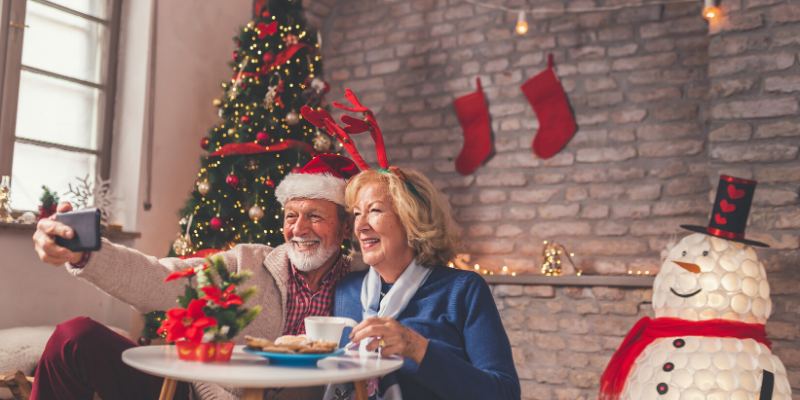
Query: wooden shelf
482 274 655 287
0 221 141 240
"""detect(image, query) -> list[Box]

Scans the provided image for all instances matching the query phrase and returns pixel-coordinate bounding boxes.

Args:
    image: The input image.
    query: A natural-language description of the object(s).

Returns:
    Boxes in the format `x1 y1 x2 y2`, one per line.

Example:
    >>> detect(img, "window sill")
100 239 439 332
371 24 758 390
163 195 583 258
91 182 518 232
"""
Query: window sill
482 274 655 287
0 221 141 240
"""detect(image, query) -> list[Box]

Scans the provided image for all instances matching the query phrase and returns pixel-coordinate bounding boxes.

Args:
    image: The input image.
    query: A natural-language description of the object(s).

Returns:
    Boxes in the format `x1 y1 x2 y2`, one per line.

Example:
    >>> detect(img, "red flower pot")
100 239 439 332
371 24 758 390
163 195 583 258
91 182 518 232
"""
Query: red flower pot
175 341 235 362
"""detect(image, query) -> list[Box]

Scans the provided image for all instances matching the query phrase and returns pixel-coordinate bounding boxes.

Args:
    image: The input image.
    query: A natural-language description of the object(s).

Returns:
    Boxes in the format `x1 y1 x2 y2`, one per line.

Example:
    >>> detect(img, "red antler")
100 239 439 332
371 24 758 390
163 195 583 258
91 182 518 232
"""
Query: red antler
300 106 371 171
333 89 389 169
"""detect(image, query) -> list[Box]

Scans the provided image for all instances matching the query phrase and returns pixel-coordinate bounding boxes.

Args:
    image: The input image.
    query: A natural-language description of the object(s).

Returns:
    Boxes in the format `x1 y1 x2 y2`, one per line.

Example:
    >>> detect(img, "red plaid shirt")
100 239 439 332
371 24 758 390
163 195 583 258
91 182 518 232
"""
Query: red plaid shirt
282 254 350 336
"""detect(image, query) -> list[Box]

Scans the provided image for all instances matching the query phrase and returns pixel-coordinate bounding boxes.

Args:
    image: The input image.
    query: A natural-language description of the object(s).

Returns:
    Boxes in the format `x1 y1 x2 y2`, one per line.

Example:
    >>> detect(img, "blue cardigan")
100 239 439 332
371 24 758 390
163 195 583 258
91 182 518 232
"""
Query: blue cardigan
334 266 521 400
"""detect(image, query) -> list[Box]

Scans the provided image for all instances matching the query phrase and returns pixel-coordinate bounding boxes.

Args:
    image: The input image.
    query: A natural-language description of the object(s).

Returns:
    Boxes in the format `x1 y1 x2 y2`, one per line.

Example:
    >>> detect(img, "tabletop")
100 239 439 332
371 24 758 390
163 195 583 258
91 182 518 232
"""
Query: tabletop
122 345 404 388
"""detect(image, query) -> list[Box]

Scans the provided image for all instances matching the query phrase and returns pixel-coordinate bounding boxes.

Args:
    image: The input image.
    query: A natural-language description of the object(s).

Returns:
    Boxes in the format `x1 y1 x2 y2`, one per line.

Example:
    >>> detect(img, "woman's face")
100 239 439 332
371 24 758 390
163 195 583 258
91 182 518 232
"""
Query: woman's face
352 181 413 269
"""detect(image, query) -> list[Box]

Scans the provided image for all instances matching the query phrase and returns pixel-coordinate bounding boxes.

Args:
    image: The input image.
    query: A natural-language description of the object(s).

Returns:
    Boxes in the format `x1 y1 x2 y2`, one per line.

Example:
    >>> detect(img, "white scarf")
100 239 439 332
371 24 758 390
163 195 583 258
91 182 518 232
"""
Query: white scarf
360 257 432 320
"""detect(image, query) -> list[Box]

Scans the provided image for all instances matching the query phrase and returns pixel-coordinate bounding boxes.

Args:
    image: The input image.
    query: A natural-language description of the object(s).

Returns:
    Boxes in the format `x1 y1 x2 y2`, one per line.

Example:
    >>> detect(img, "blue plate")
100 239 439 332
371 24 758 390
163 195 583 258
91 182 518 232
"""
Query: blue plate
243 347 345 367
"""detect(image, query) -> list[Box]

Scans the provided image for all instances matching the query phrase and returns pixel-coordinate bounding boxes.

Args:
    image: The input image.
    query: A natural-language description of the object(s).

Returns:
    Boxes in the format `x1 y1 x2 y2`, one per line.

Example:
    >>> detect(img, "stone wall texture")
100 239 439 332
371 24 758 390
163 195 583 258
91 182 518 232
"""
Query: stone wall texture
302 0 800 398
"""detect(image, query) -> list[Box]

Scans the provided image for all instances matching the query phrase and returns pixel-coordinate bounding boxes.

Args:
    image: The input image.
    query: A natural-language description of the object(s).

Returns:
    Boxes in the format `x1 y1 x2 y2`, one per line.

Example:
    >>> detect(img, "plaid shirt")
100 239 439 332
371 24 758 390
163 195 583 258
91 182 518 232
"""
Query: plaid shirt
282 254 350 336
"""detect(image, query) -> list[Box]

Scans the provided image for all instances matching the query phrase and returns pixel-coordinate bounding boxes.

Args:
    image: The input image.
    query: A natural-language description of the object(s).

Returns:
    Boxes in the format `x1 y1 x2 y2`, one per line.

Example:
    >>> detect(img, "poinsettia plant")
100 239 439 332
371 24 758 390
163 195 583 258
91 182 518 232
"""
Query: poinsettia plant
158 256 261 344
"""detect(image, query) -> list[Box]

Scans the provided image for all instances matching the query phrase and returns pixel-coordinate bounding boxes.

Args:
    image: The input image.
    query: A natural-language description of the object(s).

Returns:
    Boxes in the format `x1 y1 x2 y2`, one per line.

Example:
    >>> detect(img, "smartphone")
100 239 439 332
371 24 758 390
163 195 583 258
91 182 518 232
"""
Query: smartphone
54 208 101 252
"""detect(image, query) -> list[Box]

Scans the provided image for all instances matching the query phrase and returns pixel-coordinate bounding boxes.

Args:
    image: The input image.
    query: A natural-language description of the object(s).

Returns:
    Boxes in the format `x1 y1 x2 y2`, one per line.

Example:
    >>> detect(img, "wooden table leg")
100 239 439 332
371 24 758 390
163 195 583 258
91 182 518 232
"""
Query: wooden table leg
159 378 178 400
354 380 368 400
242 388 265 400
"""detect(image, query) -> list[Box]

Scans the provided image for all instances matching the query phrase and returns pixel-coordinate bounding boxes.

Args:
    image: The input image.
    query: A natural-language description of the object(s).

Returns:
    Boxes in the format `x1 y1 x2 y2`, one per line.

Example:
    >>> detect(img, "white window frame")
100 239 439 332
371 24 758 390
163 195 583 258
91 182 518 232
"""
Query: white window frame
0 0 122 206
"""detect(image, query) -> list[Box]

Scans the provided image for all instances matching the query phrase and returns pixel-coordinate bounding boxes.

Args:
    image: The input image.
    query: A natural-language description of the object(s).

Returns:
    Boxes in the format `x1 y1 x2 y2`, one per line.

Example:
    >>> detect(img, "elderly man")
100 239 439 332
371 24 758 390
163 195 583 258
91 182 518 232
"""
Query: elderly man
30 154 360 400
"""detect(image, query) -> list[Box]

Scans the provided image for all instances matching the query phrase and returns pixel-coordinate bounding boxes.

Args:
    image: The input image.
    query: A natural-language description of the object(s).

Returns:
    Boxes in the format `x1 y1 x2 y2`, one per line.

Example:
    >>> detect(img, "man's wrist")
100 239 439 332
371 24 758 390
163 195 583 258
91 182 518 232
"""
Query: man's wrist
69 252 90 268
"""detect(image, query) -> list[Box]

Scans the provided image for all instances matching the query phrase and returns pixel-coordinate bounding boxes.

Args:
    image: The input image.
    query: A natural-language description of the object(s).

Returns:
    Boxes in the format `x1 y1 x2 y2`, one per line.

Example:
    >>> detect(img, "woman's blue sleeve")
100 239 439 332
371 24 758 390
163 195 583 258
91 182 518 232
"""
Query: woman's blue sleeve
411 273 521 400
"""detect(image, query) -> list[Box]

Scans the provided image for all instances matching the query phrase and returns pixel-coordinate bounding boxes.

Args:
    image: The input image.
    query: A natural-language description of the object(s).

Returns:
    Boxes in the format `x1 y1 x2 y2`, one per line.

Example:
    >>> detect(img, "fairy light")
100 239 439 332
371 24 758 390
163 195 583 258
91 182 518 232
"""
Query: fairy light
515 11 528 34
702 0 720 20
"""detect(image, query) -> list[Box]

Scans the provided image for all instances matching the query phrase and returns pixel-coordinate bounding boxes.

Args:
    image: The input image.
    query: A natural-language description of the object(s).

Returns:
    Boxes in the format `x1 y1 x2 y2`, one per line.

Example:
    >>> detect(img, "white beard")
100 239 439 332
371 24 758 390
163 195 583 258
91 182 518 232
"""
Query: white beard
287 237 340 272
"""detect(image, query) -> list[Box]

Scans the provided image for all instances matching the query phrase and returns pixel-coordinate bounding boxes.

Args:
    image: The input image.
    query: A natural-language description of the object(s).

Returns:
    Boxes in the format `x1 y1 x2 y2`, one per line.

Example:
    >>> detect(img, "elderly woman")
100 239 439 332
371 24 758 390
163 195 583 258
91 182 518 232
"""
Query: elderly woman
331 167 520 400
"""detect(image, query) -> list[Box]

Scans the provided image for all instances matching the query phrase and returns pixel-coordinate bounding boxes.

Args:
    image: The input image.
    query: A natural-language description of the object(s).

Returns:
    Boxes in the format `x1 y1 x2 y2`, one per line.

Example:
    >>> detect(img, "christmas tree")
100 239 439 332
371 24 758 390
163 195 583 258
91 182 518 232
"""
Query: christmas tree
144 0 336 341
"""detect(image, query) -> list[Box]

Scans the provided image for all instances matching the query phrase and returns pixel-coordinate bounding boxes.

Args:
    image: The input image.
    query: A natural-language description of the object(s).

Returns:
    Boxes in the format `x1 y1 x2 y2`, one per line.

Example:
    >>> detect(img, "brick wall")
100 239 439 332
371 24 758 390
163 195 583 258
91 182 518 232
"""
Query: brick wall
320 0 714 276
302 0 800 398
707 0 800 395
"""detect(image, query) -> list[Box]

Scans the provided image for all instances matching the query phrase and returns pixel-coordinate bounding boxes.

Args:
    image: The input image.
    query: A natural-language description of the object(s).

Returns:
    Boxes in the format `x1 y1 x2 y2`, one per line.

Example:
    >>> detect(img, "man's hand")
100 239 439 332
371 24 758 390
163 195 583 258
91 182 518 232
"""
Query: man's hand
33 201 84 266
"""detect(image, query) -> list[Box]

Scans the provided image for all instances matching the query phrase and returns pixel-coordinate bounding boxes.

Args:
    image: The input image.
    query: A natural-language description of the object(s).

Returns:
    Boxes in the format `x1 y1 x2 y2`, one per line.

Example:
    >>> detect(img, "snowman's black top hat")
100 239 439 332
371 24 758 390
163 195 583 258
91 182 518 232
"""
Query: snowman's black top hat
680 175 769 247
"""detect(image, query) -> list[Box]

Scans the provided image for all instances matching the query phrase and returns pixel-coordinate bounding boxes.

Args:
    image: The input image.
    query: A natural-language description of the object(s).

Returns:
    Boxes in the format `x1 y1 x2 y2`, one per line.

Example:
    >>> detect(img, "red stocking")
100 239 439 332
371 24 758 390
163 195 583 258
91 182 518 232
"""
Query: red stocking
454 78 491 175
521 54 576 159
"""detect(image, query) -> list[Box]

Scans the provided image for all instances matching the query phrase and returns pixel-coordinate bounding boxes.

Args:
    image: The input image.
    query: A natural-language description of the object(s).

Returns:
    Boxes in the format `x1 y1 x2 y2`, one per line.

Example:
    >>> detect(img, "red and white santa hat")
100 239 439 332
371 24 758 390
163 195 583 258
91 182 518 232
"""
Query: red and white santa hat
275 154 360 207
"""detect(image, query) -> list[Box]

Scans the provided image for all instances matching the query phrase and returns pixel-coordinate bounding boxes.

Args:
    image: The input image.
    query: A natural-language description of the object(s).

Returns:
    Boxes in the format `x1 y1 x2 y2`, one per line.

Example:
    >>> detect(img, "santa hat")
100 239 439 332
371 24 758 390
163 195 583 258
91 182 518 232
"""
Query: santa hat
275 154 360 207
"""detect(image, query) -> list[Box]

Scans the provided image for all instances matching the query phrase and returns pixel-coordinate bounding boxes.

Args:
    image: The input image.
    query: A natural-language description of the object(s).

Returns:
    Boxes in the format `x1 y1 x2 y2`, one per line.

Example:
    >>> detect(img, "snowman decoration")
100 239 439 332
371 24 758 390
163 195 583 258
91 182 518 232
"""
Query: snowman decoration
600 176 792 400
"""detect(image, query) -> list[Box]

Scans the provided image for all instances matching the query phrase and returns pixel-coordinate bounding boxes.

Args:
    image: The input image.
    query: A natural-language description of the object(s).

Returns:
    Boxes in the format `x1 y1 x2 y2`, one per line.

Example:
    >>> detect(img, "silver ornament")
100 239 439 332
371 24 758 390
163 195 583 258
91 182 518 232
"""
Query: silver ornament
248 205 264 221
313 131 332 152
286 110 300 125
198 180 211 196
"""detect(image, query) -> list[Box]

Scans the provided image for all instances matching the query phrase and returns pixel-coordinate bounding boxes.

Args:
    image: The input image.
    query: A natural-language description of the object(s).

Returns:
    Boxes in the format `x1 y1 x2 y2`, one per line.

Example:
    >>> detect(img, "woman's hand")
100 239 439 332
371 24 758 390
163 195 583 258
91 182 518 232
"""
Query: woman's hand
349 317 429 365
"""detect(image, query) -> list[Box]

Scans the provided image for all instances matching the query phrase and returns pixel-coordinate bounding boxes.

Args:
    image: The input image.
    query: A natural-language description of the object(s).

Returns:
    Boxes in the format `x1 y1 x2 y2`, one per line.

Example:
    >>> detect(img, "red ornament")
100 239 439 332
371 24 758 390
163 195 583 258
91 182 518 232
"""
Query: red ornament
256 131 270 144
232 52 238 61
210 217 224 231
291 166 302 173
226 174 239 188
265 179 275 189
262 52 275 65
200 137 210 150
241 115 250 124
236 40 241 47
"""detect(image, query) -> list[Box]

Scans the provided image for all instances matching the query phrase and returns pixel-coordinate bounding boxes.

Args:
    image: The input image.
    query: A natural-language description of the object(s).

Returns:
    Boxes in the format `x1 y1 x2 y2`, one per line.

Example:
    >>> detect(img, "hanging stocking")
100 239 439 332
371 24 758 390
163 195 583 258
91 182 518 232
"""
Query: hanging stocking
454 78 491 175
520 54 576 159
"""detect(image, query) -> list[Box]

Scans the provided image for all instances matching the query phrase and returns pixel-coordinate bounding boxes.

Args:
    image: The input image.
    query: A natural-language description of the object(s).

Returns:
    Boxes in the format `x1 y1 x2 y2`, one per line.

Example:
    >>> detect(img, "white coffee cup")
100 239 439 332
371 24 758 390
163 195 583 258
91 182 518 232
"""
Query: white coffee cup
304 316 358 344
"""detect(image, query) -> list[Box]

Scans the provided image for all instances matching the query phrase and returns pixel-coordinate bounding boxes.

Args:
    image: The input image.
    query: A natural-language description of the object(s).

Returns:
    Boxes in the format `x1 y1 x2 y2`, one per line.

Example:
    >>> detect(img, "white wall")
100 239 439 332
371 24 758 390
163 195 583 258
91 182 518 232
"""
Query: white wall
0 0 253 334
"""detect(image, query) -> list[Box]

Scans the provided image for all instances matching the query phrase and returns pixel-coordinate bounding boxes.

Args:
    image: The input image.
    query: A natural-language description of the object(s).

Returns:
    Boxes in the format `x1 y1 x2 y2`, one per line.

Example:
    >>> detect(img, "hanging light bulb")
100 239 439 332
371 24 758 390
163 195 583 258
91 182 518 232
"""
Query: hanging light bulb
516 11 528 34
703 0 720 20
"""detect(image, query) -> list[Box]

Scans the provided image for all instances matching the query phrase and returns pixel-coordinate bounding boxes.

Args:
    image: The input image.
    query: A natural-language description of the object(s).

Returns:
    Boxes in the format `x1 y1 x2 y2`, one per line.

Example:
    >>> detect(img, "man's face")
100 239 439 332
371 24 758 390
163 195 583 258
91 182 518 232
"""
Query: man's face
283 198 350 271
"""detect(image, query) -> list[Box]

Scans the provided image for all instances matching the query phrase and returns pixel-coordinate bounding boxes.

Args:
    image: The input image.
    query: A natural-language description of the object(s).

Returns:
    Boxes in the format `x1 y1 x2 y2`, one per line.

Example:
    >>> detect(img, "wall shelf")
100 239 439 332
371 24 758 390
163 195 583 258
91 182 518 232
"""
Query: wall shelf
0 221 141 240
482 274 655 287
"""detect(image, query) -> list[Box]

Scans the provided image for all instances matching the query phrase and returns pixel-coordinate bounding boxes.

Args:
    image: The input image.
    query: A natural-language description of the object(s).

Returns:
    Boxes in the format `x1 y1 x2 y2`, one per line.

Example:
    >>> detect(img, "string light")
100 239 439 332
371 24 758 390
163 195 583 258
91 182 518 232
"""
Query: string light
515 11 528 35
463 0 700 33
702 0 719 20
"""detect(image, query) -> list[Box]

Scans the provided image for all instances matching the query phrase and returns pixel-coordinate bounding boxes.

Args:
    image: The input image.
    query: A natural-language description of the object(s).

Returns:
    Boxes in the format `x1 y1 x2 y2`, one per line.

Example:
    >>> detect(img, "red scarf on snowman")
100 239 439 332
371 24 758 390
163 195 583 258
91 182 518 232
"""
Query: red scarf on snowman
599 317 771 400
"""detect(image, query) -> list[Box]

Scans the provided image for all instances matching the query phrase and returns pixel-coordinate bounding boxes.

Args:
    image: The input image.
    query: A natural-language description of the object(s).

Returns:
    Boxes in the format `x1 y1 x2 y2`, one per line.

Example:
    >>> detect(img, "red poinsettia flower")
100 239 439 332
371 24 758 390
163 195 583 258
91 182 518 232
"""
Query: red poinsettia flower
201 285 243 308
157 299 217 344
164 265 208 282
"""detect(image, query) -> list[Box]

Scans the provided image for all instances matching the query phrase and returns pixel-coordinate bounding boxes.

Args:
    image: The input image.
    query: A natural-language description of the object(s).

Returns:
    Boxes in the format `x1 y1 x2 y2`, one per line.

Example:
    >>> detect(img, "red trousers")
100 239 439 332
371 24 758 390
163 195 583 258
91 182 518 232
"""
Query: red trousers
31 317 191 400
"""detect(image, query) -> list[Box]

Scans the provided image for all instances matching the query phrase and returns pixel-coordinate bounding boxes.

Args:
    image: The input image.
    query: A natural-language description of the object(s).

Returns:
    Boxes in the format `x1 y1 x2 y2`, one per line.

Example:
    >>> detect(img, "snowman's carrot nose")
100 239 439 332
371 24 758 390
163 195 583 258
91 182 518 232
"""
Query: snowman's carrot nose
674 261 701 274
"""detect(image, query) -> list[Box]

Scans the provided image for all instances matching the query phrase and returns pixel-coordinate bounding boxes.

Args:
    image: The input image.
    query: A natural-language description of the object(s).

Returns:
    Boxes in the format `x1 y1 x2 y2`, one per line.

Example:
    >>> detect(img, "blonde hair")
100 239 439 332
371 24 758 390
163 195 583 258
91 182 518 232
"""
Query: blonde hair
345 168 462 267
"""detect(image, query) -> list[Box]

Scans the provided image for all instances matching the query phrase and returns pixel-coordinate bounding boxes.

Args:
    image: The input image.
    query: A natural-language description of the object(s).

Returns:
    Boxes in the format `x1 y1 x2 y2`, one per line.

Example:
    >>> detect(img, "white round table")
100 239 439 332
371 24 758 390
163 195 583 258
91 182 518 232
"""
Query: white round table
122 345 403 400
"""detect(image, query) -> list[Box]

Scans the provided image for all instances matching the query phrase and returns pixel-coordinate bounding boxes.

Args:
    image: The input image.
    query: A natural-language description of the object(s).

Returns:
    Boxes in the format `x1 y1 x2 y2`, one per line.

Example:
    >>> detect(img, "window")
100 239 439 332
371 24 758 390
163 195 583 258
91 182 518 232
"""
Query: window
0 0 120 211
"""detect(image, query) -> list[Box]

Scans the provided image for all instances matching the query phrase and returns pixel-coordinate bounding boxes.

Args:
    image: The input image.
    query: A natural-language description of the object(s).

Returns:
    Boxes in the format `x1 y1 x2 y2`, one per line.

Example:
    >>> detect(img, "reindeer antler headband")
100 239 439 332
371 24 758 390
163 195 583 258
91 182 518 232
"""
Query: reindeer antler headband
300 89 422 200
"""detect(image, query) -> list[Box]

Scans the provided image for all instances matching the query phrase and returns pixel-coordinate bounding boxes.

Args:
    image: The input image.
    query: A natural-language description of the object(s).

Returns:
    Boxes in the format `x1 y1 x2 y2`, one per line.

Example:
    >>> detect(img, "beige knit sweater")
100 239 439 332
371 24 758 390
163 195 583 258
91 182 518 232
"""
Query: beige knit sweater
66 238 350 400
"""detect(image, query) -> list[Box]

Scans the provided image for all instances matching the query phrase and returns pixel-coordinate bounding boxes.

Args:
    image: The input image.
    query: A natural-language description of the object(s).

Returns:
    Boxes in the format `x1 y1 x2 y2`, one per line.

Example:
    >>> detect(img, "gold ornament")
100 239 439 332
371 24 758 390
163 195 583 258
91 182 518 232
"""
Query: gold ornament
212 98 222 107
0 176 12 223
248 205 264 221
198 180 211 196
228 127 236 135
286 110 300 125
313 130 332 152
172 234 192 256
